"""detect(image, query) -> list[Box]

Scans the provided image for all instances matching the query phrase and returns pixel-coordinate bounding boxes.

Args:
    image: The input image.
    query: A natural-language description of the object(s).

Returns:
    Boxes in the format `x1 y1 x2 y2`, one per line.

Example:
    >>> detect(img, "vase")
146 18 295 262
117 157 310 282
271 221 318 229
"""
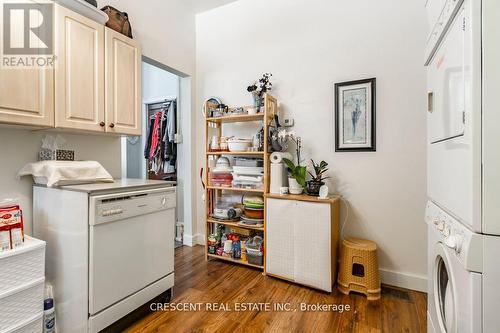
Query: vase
305 180 325 197
253 95 263 109
288 178 303 195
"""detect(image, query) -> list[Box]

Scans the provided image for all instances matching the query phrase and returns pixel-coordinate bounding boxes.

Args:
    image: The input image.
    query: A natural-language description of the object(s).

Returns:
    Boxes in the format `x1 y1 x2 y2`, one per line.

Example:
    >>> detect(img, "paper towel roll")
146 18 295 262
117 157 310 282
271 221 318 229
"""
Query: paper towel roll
270 152 293 164
270 163 288 194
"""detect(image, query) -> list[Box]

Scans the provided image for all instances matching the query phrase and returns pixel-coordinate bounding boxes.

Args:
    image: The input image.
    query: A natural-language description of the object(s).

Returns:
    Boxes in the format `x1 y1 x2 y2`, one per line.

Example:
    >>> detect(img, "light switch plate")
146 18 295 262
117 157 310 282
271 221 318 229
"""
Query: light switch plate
283 118 294 127
174 133 183 143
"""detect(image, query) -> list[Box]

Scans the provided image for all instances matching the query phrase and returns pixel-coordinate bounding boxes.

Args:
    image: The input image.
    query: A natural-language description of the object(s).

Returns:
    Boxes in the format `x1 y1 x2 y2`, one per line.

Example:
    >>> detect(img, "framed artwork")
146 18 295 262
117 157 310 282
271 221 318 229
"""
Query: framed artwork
334 78 376 152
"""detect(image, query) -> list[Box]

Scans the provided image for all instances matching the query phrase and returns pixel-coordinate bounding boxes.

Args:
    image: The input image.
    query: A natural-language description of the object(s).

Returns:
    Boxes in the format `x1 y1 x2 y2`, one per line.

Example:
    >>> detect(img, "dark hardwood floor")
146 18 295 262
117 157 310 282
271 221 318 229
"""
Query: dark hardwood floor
124 245 427 333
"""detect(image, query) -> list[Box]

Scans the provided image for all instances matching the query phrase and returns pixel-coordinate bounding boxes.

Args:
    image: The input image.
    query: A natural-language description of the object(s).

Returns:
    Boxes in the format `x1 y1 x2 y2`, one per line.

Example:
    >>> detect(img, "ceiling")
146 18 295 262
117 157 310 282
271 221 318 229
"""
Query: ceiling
184 0 239 13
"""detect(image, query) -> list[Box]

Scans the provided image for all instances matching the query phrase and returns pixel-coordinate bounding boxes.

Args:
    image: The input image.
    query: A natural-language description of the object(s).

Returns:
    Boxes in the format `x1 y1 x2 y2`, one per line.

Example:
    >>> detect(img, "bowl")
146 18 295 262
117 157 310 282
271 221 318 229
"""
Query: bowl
289 187 303 195
244 207 264 219
227 139 252 152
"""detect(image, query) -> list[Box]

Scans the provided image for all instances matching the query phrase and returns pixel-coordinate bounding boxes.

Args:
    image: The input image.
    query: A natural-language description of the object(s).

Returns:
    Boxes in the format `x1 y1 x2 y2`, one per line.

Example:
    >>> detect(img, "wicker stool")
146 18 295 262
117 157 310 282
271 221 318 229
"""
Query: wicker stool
337 238 381 300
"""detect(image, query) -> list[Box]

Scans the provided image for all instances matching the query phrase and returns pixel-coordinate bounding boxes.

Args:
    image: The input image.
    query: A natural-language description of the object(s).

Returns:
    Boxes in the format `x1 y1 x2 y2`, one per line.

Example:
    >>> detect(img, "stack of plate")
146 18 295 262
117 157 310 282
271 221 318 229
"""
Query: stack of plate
232 166 264 189
240 216 263 226
241 195 264 225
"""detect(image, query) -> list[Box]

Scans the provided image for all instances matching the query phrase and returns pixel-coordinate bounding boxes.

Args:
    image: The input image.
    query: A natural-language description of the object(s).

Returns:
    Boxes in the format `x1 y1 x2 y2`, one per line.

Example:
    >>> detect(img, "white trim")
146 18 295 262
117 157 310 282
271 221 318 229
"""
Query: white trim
183 233 205 247
380 268 428 292
194 234 205 245
178 77 194 244
120 138 127 178
183 234 195 247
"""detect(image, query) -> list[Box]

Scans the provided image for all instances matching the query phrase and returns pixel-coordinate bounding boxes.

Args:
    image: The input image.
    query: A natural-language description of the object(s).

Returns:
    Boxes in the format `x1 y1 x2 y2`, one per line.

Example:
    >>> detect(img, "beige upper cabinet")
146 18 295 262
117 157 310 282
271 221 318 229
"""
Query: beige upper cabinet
0 67 54 127
0 4 141 136
104 27 141 136
54 4 105 132
0 0 54 127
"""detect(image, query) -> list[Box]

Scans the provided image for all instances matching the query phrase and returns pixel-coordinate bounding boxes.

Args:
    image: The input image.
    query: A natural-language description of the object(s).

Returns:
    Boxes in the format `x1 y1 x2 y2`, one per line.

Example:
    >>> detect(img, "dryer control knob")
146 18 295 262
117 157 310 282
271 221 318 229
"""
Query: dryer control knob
436 221 445 231
444 235 461 253
442 226 451 237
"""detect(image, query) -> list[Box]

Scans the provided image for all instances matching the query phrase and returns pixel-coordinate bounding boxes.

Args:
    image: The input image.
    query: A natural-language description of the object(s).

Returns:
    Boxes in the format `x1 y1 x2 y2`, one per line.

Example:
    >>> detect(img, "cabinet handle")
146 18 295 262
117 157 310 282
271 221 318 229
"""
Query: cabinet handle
109 123 115 128
99 121 105 127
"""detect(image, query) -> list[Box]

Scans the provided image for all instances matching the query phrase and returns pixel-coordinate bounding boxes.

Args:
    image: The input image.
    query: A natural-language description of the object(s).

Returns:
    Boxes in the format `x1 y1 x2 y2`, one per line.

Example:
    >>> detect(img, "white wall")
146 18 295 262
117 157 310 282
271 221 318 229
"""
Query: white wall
196 0 428 290
0 129 121 235
142 62 180 102
97 0 195 76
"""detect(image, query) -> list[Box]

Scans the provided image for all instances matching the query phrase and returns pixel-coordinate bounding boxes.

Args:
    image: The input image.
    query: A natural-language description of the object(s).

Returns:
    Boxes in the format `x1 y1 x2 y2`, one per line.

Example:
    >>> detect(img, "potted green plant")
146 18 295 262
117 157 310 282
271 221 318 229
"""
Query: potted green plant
283 158 306 195
305 160 330 196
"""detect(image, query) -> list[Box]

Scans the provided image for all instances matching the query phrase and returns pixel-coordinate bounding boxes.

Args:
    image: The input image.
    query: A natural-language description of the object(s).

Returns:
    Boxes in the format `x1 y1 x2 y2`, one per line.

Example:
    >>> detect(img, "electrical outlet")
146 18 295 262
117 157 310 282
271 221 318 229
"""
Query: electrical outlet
283 118 294 127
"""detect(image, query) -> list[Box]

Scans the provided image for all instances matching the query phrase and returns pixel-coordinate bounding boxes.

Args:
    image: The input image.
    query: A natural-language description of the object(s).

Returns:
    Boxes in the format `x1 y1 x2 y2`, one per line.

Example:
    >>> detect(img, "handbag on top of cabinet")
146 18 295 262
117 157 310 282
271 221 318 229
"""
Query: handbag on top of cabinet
101 6 133 38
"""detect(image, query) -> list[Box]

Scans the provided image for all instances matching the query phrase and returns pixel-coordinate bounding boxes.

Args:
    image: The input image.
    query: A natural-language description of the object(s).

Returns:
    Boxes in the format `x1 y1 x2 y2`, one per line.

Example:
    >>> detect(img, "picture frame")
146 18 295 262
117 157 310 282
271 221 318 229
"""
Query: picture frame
334 78 376 152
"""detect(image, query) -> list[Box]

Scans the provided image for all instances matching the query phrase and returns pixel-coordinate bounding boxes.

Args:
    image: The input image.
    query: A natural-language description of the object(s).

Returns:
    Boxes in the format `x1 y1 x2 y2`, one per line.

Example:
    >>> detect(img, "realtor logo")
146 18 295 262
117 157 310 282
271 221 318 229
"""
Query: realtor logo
2 2 54 68
3 3 53 54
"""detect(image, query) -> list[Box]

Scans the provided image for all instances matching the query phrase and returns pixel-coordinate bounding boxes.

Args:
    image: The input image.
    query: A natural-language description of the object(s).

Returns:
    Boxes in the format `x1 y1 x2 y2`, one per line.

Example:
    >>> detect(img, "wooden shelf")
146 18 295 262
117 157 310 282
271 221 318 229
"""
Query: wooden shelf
207 186 264 193
206 151 265 156
204 94 278 274
206 218 264 231
265 193 340 204
207 253 264 269
206 113 265 123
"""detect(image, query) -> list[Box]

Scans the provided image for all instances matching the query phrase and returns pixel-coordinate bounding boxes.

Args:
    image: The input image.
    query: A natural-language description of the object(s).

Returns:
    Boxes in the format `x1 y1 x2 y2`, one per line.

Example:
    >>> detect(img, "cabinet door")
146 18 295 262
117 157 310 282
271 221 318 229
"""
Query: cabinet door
0 1 54 128
266 198 295 280
54 5 105 132
293 201 332 292
0 67 54 127
104 28 141 135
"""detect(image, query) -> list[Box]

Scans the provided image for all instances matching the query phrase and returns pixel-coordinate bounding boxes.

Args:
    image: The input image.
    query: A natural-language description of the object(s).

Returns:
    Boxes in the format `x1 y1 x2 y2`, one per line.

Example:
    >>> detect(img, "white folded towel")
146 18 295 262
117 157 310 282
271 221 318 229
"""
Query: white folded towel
17 161 114 187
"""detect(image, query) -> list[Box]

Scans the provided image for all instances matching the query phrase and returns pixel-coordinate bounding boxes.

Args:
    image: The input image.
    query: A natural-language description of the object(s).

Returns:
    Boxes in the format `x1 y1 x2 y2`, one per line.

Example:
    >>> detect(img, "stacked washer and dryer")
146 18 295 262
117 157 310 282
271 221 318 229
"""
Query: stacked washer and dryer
425 0 500 332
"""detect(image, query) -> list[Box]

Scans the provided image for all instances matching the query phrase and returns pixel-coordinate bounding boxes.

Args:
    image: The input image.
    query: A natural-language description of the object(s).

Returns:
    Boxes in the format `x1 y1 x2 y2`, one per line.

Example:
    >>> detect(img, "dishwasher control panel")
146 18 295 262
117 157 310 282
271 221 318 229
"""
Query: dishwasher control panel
90 188 176 225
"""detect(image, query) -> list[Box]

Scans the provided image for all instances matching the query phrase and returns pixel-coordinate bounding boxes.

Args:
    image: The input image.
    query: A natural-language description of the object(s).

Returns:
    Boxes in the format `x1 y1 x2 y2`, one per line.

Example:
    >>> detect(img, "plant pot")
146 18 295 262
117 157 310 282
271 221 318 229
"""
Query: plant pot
305 180 325 196
288 178 303 195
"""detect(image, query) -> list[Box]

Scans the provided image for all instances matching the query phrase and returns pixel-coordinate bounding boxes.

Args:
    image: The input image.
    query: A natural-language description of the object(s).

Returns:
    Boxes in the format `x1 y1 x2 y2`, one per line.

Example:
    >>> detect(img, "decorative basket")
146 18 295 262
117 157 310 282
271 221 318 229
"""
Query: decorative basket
38 148 74 161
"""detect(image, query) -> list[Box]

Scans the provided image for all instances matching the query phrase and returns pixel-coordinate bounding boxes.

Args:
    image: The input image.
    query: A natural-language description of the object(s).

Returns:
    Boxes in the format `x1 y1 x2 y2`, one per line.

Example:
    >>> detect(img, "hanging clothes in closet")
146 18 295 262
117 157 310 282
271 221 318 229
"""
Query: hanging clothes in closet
144 100 177 180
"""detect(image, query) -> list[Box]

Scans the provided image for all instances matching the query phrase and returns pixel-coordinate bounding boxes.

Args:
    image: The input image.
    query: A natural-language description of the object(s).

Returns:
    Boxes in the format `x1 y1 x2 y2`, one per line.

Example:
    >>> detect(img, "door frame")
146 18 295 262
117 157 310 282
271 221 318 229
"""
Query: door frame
140 56 194 247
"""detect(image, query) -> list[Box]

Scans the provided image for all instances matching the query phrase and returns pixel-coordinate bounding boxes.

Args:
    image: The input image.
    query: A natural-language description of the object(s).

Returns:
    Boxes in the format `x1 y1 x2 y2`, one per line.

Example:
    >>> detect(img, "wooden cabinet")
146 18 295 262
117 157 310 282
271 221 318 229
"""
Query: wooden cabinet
0 67 54 127
54 5 105 132
0 0 54 127
265 194 340 292
104 28 141 135
0 4 141 135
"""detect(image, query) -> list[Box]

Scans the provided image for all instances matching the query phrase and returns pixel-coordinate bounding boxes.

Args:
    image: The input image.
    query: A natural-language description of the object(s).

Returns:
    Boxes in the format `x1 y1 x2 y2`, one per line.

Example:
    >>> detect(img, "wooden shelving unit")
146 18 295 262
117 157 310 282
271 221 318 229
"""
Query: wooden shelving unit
206 254 264 269
206 151 266 156
206 218 264 231
204 94 278 272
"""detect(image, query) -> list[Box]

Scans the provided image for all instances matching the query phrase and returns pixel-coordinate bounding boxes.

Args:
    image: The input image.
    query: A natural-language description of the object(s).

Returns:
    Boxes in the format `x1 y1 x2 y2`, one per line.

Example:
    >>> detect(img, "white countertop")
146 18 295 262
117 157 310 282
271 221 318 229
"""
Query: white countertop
56 179 176 194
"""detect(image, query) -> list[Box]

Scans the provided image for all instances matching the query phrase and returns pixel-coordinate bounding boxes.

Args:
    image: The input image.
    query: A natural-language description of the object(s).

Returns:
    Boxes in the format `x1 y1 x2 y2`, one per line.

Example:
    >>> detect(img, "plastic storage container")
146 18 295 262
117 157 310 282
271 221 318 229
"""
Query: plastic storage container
0 236 45 332
9 314 43 333
246 250 263 266
0 237 45 294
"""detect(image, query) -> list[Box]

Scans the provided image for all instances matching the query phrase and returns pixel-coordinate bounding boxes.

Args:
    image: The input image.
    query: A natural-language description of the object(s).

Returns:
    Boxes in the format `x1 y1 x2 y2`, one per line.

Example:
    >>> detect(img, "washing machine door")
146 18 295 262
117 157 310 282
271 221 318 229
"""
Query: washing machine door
433 243 457 333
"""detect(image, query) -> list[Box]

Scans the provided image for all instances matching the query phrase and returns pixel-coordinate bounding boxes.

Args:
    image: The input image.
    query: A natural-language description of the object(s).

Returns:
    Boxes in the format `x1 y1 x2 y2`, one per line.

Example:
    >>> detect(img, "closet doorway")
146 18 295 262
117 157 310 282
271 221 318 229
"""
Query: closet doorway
122 57 193 249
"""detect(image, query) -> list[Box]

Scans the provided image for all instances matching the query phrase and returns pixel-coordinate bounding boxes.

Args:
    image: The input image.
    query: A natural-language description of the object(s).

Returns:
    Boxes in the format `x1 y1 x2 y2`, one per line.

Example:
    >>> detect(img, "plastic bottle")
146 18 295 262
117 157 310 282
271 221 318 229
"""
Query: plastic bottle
43 284 56 333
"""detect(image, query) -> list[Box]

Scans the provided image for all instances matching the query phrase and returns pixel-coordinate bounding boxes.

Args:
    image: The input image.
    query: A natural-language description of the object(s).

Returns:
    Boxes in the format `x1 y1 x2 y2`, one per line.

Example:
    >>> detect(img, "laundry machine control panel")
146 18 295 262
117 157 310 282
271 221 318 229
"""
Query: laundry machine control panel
426 201 483 272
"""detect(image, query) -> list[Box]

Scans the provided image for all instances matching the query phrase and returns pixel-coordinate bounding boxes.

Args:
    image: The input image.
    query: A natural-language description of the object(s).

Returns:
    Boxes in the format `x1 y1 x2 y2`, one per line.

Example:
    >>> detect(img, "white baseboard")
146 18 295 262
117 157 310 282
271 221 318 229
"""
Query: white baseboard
194 234 205 245
380 268 427 292
183 234 195 247
183 233 205 247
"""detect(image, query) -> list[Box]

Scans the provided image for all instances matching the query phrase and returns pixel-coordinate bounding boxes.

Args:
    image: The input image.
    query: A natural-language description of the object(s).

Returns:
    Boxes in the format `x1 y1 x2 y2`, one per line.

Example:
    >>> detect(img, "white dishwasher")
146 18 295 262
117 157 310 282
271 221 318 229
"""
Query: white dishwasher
33 179 176 333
